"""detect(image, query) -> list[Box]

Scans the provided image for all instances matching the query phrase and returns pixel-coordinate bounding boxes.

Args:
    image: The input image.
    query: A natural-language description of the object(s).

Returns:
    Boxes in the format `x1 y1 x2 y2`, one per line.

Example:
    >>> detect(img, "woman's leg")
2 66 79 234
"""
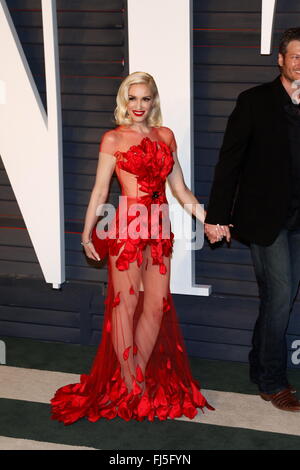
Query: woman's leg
134 245 171 383
109 252 141 392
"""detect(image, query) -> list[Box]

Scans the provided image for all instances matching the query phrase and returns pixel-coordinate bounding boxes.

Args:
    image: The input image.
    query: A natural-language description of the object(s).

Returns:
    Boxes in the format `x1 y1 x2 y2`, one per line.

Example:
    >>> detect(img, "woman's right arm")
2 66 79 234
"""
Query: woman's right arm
81 131 117 260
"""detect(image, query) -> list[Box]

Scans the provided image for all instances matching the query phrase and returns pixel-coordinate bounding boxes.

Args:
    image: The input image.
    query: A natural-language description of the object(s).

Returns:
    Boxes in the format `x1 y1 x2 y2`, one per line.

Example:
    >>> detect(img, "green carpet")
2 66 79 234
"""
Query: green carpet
1 398 300 450
3 335 300 396
1 335 300 450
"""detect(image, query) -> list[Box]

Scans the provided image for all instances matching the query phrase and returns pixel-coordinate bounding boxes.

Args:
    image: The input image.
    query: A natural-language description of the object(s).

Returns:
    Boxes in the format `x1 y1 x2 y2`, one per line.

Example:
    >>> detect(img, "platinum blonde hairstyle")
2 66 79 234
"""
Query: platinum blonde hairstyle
114 71 162 127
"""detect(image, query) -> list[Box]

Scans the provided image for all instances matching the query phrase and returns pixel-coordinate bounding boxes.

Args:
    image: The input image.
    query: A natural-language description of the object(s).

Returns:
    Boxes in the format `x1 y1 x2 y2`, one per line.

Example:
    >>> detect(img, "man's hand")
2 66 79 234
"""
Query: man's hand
204 223 232 244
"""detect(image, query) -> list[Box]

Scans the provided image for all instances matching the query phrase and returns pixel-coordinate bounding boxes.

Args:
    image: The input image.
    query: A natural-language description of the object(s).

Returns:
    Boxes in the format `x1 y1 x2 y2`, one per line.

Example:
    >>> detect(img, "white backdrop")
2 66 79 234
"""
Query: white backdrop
0 0 64 288
261 0 277 54
127 0 211 295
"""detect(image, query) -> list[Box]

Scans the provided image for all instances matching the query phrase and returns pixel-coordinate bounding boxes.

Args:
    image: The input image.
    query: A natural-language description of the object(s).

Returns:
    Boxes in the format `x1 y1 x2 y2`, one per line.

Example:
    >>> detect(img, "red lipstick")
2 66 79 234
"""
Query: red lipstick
132 110 145 116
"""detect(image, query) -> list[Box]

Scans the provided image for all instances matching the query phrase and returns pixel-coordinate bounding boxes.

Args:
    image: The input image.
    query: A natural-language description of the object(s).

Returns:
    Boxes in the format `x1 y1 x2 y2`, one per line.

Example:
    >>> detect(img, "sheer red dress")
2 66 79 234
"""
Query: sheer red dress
50 126 214 425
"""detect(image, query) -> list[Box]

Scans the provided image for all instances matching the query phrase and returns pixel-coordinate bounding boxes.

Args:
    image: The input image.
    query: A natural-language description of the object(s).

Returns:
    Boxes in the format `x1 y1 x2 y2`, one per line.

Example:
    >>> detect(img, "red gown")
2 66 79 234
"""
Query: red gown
50 126 214 425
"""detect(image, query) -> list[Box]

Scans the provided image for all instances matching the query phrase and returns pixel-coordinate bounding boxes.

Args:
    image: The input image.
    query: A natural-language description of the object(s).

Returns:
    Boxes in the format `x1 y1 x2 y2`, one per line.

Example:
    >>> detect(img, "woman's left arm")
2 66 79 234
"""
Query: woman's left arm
167 150 206 224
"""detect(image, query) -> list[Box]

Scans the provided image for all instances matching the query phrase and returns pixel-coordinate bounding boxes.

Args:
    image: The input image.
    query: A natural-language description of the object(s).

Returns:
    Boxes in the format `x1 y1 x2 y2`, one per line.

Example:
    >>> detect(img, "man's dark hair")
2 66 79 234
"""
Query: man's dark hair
279 27 300 55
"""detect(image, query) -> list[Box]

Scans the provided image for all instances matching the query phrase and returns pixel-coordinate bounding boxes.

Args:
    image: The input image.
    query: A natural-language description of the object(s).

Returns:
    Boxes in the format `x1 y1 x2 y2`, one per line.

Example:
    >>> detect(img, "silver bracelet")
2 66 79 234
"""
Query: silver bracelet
80 239 92 246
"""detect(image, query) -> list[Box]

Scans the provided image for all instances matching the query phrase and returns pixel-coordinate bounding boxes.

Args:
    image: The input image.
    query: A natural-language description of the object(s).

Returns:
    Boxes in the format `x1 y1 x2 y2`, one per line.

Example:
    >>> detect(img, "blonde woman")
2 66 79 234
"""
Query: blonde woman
50 71 215 425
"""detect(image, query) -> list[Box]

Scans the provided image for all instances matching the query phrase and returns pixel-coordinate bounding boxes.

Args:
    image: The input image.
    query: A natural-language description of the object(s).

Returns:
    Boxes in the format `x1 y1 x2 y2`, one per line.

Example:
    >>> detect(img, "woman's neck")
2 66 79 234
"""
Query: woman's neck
127 123 152 135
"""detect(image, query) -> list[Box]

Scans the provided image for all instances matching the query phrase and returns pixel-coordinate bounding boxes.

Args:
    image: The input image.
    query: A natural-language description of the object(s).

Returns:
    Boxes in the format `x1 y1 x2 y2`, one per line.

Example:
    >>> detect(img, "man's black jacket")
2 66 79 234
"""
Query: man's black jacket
205 75 293 246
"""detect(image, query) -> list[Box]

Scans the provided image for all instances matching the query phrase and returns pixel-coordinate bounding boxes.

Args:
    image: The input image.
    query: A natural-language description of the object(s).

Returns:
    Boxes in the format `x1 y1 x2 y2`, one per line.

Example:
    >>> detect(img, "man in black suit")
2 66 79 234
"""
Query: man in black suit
205 28 300 412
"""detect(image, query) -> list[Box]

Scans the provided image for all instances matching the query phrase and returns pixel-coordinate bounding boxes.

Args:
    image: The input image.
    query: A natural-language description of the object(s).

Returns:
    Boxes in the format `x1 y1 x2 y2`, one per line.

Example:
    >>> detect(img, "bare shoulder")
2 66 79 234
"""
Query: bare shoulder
99 128 122 156
158 126 175 139
157 126 176 150
101 129 119 145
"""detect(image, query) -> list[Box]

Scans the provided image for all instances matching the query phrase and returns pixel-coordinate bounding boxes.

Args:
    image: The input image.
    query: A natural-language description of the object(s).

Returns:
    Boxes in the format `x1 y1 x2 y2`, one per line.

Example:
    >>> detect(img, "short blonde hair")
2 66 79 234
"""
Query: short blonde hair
114 71 162 127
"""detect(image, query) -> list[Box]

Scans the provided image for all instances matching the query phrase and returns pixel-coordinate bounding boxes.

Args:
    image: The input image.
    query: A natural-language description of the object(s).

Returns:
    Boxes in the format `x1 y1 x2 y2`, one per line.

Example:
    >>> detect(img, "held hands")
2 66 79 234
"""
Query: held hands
82 220 231 254
204 223 233 244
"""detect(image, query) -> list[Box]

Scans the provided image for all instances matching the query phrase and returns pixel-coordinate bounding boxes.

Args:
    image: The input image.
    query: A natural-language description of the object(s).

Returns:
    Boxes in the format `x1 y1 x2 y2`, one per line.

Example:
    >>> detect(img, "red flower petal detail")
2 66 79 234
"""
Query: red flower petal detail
190 381 206 407
117 401 132 421
112 291 120 307
183 393 197 419
163 297 171 313
169 403 182 419
133 344 138 355
137 394 151 417
123 346 131 361
137 249 143 267
106 320 111 332
100 407 118 420
110 380 122 401
119 380 128 397
109 138 175 274
97 394 110 407
166 358 171 370
176 343 183 353
111 366 121 381
129 286 135 295
179 380 189 393
136 364 144 383
156 406 169 421
132 378 142 395
148 409 155 422
160 263 167 275
154 385 167 408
